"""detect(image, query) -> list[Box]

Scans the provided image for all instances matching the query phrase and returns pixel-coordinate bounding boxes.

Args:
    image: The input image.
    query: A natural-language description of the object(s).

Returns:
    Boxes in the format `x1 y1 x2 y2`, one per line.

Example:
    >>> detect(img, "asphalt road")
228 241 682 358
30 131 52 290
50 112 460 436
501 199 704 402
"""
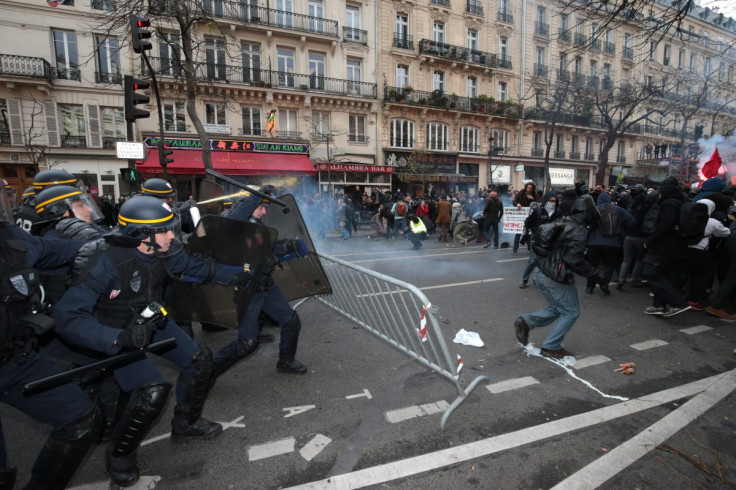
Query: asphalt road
4 228 736 489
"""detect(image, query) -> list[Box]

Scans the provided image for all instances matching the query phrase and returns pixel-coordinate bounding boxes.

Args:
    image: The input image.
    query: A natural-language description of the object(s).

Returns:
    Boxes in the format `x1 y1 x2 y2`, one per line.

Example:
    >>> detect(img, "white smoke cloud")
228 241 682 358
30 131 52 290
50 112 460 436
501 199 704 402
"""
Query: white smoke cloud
697 131 736 182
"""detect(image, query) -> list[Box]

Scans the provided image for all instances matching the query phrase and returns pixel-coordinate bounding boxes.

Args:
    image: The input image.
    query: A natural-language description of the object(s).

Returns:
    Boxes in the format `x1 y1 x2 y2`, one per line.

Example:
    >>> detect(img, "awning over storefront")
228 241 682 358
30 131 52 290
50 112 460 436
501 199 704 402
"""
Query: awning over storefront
138 149 316 175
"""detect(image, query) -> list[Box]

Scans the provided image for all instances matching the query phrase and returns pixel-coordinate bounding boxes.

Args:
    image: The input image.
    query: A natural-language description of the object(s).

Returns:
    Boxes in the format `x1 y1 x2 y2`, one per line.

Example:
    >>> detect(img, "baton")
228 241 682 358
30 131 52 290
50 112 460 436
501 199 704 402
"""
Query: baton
204 169 290 213
22 338 177 397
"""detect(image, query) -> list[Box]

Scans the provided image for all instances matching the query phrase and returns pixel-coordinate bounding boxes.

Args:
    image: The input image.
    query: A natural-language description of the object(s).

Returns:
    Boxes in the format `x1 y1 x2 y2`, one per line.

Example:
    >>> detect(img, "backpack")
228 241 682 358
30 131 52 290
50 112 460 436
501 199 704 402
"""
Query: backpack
396 201 407 217
531 220 565 257
679 201 709 245
641 198 660 236
598 204 622 237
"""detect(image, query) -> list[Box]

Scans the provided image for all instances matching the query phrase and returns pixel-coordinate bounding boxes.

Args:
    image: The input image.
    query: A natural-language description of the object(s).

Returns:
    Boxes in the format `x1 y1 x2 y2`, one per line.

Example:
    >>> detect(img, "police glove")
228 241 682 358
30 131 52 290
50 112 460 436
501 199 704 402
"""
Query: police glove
115 321 154 350
262 254 279 275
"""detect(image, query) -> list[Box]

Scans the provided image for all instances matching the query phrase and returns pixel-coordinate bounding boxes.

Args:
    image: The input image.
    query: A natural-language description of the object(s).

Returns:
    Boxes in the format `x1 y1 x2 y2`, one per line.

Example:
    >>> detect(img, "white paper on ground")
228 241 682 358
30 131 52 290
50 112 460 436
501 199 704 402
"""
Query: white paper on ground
453 328 484 347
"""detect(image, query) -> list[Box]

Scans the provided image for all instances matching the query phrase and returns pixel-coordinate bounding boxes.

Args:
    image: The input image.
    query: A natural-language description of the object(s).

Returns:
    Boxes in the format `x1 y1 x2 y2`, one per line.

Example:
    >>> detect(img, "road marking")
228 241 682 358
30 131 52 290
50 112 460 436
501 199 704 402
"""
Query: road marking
680 325 712 335
141 415 246 447
284 405 316 418
385 400 449 423
70 475 161 489
287 370 735 490
486 376 539 394
497 257 529 263
573 355 611 369
300 434 332 461
631 339 668 350
249 437 296 461
552 368 736 489
346 389 372 400
419 278 504 290
352 249 487 264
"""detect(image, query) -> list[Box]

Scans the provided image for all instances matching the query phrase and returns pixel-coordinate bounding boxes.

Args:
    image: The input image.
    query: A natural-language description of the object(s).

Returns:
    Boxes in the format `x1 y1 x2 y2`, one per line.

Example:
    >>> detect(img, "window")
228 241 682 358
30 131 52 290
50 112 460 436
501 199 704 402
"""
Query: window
719 62 725 81
467 30 478 51
92 0 115 11
59 104 85 147
491 129 509 154
460 126 478 153
396 65 409 88
559 52 567 72
537 6 546 24
585 137 593 158
624 34 631 48
673 117 680 131
396 13 408 39
571 135 578 154
346 59 362 94
426 123 448 151
689 53 696 71
663 44 671 65
704 58 711 75
205 103 226 125
345 5 362 42
241 106 262 135
603 63 611 78
276 0 294 27
241 42 261 82
101 107 125 144
534 89 543 107
536 47 545 66
622 68 629 82
312 111 330 140
349 114 366 143
555 134 563 152
204 0 224 16
466 76 477 98
499 36 509 58
533 131 542 150
649 41 655 60
159 32 181 77
390 119 414 148
309 52 326 89
308 0 325 33
279 109 298 135
95 35 120 83
678 49 685 68
604 29 613 44
205 38 227 80
590 60 597 76
277 47 295 87
560 14 568 32
432 22 445 44
433 70 445 91
164 101 186 131
497 81 507 101
53 30 79 80
574 57 582 74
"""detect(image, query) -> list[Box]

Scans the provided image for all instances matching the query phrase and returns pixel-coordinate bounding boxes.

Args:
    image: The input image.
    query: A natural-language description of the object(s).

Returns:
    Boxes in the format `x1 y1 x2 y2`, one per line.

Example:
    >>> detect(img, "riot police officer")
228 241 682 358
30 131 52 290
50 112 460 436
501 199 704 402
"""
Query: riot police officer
141 178 197 234
33 184 108 241
32 169 78 192
13 187 38 234
214 193 307 377
53 196 248 487
0 181 102 489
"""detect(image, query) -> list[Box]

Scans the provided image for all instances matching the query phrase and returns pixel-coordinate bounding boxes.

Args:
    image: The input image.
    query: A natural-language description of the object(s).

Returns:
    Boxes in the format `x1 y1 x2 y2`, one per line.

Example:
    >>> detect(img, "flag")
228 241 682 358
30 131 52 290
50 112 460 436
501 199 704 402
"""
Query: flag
701 148 722 179
267 110 276 134
615 170 624 185
417 304 429 342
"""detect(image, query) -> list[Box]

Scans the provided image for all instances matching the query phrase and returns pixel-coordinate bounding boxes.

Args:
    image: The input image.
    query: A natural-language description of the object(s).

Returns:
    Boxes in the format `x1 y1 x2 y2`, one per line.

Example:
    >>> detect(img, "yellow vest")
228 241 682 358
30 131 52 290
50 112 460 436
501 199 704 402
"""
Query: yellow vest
409 219 427 233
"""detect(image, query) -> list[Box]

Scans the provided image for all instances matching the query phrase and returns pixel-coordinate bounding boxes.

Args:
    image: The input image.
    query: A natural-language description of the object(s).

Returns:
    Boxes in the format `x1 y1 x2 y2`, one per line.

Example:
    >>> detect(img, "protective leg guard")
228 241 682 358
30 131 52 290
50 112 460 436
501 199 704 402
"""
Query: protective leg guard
171 346 222 443
25 403 103 490
0 468 16 490
213 338 260 378
107 383 171 487
277 313 307 374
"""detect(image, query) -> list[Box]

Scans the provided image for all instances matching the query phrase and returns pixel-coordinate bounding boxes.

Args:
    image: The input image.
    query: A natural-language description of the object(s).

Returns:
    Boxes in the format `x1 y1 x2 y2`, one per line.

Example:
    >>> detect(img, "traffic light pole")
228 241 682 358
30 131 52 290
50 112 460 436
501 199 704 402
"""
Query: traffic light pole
138 52 169 179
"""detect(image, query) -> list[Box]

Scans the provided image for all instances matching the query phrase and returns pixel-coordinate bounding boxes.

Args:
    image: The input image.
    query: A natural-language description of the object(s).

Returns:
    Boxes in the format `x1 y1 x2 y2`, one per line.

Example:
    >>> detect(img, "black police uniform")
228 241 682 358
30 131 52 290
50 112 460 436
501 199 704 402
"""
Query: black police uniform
0 222 101 489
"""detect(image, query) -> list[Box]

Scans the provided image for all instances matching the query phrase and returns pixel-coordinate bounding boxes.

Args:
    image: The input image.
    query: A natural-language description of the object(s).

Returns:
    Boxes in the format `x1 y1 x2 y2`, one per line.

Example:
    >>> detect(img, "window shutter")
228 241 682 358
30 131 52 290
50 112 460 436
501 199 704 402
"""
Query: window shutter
85 103 103 148
44 102 60 147
7 99 24 146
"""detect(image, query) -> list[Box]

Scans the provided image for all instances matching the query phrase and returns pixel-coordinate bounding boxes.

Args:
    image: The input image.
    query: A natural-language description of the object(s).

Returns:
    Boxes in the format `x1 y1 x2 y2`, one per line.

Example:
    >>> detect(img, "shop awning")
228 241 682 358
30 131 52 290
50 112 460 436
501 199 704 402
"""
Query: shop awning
138 149 316 175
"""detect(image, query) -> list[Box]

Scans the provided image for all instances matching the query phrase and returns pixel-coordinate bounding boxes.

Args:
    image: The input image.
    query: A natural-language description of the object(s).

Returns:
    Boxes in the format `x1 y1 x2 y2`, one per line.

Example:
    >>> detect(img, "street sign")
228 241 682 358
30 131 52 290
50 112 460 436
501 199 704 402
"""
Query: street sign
116 141 146 160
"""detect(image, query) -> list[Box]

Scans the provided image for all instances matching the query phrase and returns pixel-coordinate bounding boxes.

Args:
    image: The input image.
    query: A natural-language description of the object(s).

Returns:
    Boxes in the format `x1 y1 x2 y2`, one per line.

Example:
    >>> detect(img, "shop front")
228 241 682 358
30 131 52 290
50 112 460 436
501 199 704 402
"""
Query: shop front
313 162 394 198
382 151 478 197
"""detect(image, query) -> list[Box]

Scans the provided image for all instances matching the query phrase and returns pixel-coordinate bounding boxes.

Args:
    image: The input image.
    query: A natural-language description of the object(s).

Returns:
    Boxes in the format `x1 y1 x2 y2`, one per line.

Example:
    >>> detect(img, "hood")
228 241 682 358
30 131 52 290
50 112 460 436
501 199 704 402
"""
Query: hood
571 195 600 226
700 177 726 194
231 194 263 219
542 191 557 204
561 189 577 201
658 184 683 201
699 198 716 215
617 193 632 210
596 192 612 205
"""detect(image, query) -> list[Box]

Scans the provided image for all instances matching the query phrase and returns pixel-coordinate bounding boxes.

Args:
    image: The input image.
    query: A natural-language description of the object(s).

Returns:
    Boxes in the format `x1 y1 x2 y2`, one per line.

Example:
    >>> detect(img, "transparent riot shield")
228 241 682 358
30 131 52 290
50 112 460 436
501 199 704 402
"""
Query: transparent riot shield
166 214 278 328
261 194 332 301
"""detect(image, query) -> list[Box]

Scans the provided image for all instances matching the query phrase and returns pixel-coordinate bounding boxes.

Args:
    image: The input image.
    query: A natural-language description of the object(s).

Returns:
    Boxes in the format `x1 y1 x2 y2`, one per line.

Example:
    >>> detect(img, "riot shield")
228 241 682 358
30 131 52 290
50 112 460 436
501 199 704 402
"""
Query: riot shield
261 194 332 301
167 214 278 328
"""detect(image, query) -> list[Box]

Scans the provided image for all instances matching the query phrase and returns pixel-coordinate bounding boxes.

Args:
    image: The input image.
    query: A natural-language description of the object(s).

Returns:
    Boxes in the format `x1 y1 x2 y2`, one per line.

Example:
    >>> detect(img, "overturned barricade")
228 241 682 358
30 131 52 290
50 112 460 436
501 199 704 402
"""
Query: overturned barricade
313 252 488 430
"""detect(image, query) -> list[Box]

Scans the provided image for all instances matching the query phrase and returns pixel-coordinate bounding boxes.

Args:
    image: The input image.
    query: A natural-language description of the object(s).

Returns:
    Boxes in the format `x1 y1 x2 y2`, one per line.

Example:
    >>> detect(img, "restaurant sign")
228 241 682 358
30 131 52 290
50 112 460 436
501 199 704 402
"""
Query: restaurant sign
317 163 395 173
144 137 309 154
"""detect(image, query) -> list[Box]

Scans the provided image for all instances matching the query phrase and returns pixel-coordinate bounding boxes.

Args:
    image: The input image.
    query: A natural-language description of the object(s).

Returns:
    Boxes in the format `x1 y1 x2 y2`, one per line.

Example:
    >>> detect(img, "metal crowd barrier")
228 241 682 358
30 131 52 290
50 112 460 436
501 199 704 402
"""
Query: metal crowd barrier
312 251 489 430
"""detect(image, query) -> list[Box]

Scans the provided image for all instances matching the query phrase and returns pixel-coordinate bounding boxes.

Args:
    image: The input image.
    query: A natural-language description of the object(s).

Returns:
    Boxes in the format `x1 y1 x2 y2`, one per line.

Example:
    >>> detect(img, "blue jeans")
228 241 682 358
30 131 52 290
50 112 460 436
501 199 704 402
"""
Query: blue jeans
521 270 579 350
522 248 537 282
483 220 499 247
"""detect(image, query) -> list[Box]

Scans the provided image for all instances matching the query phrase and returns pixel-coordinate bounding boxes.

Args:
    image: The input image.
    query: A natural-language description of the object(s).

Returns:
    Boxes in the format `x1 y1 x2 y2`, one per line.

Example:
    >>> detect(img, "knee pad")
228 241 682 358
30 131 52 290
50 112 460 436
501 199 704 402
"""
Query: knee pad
188 344 215 378
284 312 301 332
130 382 172 420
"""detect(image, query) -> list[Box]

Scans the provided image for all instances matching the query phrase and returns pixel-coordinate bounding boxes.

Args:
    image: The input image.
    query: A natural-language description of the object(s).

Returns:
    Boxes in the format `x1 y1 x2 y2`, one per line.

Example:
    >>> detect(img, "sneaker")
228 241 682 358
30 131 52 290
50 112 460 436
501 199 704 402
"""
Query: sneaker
514 317 530 346
688 301 704 311
519 281 528 289
705 306 736 320
483 243 490 249
644 306 666 315
663 305 692 317
540 347 573 360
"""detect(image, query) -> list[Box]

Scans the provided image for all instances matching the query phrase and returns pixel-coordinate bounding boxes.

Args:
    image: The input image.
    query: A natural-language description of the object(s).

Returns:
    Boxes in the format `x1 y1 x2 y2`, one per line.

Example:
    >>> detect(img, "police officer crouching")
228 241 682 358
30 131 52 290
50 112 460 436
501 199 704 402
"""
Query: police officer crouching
0 180 102 489
407 214 427 250
53 196 246 487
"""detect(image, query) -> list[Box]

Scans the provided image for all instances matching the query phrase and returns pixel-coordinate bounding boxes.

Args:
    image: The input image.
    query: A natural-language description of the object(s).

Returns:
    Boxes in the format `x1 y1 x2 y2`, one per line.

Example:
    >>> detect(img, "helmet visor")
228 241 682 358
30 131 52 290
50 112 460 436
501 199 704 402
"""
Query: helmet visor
66 184 104 224
0 185 13 222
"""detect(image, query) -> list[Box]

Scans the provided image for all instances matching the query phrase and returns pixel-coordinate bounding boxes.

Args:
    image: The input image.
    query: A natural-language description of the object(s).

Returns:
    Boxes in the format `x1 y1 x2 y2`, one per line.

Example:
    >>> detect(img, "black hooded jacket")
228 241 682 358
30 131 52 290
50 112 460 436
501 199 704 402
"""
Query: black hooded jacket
645 184 686 258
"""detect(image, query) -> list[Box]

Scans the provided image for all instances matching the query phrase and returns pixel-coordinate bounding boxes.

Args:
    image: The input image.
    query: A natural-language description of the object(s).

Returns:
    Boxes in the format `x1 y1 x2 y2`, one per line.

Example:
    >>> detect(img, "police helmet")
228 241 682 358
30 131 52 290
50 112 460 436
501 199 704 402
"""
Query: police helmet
33 169 78 191
141 178 176 199
4 182 17 209
117 196 180 241
21 187 35 206
0 179 12 222
35 184 104 224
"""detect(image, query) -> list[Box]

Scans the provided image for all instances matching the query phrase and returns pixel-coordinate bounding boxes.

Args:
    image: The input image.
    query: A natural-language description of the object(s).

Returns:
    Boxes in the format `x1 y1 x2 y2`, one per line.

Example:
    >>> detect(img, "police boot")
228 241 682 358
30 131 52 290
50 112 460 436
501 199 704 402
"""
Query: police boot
0 468 16 490
107 383 171 487
212 338 260 378
276 313 307 374
25 404 103 490
171 346 222 443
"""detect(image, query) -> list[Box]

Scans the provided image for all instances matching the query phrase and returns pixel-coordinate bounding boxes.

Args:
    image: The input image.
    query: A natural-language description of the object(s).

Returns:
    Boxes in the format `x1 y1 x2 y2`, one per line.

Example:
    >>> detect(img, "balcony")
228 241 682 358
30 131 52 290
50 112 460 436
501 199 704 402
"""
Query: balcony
535 22 549 36
383 86 523 118
531 148 544 157
604 42 616 54
430 0 451 7
616 156 627 163
202 2 339 38
418 39 497 68
164 122 189 132
343 27 367 44
61 135 86 148
557 69 570 82
95 71 122 84
663 57 670 66
497 9 513 24
591 39 601 51
587 75 599 89
274 131 302 140
602 77 613 90
572 72 585 86
0 133 10 145
497 54 512 69
0 54 53 82
459 143 478 153
559 29 571 43
393 34 413 50
56 67 80 81
623 47 633 59
348 133 368 143
240 128 266 136
532 63 548 78
569 151 581 160
574 32 587 46
584 152 596 161
554 150 566 159
465 2 483 16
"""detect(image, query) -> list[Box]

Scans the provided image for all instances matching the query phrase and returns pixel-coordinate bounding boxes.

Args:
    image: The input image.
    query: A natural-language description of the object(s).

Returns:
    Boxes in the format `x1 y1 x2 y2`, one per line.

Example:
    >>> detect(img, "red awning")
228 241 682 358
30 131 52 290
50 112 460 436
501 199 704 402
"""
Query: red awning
138 149 316 175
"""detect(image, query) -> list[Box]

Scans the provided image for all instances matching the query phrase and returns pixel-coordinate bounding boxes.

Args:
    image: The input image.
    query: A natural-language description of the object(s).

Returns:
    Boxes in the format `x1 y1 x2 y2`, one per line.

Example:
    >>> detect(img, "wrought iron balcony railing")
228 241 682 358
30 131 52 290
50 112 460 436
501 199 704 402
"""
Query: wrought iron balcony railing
418 39 498 68
95 71 122 84
164 122 189 132
56 67 80 81
604 42 616 54
383 86 523 119
616 156 627 163
497 54 512 69
584 153 597 161
532 63 548 78
393 34 413 50
343 27 367 44
0 133 10 145
348 133 368 143
587 75 599 89
531 148 544 157
459 143 478 153
430 0 451 7
465 2 483 15
559 29 571 42
240 128 266 136
591 39 601 51
623 47 634 59
574 32 587 46
201 2 338 37
497 9 513 23
0 54 53 82
102 137 125 149
61 135 86 147
535 22 549 36
554 150 566 159
569 151 581 160
602 77 613 90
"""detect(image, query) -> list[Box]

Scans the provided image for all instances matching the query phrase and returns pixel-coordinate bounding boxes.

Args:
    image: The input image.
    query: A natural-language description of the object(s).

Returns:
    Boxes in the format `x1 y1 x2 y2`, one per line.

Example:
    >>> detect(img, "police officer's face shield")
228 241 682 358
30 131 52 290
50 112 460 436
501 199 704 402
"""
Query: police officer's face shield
142 218 184 257
67 191 105 224
0 187 13 222
5 188 17 210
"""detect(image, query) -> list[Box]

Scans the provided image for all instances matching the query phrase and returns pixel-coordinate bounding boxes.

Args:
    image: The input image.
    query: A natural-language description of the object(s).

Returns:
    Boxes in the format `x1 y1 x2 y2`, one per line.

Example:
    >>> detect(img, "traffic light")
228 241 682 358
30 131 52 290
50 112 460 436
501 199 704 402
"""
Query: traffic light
120 167 142 183
124 75 150 122
159 142 174 169
130 14 152 53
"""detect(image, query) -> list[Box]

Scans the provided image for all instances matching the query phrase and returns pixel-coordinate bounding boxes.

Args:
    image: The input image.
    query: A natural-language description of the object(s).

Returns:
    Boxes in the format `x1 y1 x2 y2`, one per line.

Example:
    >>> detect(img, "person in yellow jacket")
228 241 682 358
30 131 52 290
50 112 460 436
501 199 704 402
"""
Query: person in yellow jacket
407 214 427 250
